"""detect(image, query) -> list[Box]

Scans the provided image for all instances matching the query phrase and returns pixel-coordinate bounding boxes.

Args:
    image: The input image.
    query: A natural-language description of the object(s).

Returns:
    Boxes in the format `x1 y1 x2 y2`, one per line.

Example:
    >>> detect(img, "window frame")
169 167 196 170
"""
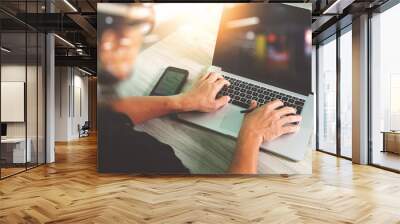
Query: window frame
0 0 48 180
315 24 353 161
367 0 400 173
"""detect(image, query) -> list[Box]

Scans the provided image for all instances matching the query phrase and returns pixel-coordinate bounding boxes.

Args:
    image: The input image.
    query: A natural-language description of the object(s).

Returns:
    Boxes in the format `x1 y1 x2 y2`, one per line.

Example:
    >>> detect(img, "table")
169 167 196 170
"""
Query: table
1 138 31 164
382 131 400 154
116 15 313 174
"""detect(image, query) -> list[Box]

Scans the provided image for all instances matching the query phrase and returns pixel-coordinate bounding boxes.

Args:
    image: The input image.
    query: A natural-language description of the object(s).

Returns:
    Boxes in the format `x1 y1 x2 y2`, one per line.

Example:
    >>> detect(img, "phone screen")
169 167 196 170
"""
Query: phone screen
152 69 187 96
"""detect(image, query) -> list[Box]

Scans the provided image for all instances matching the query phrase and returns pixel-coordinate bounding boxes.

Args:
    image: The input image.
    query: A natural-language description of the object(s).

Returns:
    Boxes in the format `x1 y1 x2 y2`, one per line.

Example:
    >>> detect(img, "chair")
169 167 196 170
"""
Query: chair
79 121 90 138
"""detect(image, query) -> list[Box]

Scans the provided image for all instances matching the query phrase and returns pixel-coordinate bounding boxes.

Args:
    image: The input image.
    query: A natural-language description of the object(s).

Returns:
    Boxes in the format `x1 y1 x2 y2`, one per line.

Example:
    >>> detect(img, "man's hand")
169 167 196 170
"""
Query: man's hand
112 72 230 124
229 100 302 174
239 100 302 145
177 72 230 112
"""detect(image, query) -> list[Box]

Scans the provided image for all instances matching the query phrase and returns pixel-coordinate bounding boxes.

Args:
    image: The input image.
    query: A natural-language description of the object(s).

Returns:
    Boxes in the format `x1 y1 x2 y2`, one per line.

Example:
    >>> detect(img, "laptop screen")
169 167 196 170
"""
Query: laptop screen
213 3 312 96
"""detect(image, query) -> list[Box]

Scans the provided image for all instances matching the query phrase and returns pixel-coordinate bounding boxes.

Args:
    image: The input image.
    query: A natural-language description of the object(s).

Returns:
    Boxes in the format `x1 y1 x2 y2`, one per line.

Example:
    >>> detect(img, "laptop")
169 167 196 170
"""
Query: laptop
177 3 314 161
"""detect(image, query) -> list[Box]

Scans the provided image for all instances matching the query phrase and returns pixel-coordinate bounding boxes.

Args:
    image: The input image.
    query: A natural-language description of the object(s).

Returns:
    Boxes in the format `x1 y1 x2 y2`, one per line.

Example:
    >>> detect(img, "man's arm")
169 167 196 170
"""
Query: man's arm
229 131 262 174
112 72 230 124
112 95 187 124
229 100 302 174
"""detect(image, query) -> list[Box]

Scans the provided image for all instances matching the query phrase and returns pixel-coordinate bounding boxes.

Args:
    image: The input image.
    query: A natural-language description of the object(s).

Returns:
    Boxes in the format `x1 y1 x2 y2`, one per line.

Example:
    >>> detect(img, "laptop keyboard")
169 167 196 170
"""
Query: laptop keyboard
217 75 305 114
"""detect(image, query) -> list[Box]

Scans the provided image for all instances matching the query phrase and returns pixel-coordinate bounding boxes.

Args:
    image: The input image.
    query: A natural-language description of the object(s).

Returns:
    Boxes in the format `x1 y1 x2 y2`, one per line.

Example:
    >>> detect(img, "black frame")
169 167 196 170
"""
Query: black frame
316 33 338 156
315 24 353 161
0 0 47 180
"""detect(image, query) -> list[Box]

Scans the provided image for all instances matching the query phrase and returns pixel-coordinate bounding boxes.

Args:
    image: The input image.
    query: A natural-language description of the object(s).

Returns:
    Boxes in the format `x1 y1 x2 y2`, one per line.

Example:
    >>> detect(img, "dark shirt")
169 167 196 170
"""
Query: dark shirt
97 106 190 174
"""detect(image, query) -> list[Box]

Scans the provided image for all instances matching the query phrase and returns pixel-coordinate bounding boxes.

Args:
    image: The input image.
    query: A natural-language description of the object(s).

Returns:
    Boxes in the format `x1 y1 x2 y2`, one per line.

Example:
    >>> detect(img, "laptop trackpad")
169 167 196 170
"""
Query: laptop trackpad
219 108 242 134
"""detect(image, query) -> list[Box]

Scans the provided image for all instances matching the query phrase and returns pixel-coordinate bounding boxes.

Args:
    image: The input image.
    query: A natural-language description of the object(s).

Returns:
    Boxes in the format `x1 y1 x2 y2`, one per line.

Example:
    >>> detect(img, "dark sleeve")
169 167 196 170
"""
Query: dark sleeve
97 106 190 174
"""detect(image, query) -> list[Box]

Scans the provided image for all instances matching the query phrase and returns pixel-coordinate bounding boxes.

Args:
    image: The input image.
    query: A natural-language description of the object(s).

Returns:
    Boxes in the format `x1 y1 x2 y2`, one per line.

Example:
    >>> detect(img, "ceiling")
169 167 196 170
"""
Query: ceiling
0 0 99 73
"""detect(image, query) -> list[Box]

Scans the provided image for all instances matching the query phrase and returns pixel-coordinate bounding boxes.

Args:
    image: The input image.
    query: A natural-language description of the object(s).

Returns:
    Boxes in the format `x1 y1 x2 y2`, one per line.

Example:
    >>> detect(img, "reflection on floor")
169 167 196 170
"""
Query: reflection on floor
373 150 400 171
341 147 352 158
1 167 25 178
0 163 42 178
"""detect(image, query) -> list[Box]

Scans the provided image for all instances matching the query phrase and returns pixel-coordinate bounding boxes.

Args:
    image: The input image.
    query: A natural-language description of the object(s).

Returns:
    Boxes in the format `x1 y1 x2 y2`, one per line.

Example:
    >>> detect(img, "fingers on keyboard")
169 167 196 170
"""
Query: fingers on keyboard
220 75 305 112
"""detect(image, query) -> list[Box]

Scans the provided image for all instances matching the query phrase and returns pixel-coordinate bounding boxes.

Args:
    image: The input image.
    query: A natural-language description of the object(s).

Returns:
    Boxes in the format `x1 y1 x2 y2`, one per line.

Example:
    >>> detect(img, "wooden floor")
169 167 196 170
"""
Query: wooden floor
1 135 400 223
1 167 26 178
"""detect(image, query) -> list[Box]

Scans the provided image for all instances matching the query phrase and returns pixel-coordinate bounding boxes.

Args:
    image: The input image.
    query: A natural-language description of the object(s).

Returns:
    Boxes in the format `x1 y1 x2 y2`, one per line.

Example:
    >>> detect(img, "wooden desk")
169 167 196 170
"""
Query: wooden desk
382 131 400 154
116 20 313 174
1 138 31 164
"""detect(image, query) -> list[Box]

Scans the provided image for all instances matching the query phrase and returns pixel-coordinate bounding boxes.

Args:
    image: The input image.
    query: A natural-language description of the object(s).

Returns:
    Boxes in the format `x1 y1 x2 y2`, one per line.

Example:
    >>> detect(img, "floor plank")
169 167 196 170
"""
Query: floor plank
0 134 400 223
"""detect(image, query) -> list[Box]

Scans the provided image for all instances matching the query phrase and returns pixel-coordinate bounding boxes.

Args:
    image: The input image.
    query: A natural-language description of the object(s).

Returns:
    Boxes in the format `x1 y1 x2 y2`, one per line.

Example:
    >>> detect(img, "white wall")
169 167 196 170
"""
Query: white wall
55 67 89 141
1 65 39 137
1 65 26 142
71 73 89 138
1 64 46 164
55 67 69 141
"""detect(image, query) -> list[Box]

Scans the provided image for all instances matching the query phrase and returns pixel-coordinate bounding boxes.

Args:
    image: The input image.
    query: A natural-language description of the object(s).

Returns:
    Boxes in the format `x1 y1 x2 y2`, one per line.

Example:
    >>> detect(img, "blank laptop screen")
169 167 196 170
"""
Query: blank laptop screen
213 3 312 96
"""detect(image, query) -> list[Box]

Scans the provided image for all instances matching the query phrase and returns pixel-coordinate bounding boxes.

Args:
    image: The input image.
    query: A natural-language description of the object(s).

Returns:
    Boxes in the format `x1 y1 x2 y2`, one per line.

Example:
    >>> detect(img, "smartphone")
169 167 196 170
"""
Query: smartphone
150 67 189 96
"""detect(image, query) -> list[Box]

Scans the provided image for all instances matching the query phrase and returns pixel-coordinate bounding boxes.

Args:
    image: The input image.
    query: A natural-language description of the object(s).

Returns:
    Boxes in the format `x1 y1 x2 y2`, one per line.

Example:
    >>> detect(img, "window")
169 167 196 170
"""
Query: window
339 28 352 158
370 3 400 171
317 36 337 154
312 46 317 137
0 1 47 179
